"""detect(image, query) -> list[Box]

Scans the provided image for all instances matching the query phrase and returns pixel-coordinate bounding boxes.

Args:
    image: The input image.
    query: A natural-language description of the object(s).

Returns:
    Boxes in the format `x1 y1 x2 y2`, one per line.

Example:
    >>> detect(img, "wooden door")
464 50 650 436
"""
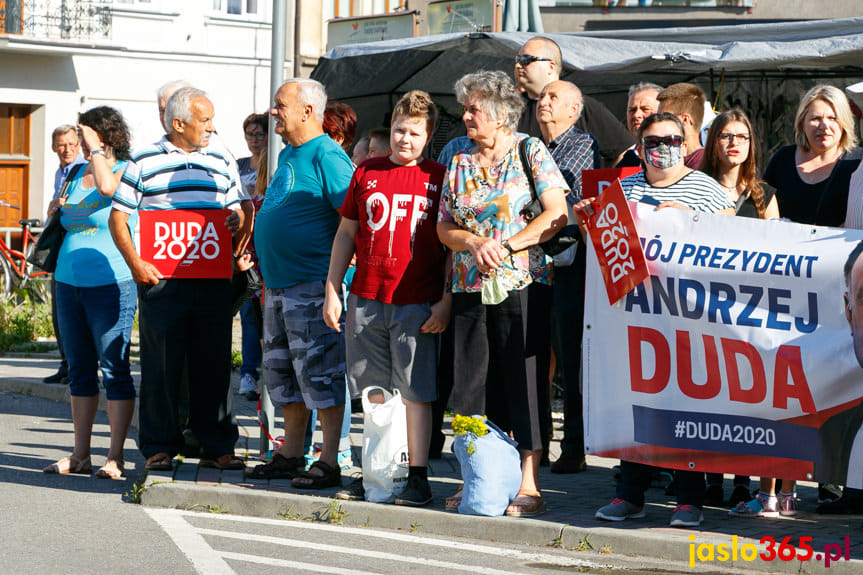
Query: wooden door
0 105 31 243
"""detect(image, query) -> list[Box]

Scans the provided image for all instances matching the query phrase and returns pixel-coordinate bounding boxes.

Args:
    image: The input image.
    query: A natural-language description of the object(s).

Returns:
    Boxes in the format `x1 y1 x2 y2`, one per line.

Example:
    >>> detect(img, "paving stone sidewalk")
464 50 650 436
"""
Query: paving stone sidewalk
2 352 862 574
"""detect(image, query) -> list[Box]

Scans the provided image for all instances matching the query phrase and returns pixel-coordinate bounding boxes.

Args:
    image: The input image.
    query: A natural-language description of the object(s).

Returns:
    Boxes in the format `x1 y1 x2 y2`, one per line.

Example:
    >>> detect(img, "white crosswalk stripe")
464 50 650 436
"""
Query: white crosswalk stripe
145 508 606 575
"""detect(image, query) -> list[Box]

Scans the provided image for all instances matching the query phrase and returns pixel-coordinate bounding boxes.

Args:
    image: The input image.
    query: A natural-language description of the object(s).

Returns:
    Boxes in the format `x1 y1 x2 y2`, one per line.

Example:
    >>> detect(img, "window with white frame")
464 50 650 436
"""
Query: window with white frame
212 0 259 17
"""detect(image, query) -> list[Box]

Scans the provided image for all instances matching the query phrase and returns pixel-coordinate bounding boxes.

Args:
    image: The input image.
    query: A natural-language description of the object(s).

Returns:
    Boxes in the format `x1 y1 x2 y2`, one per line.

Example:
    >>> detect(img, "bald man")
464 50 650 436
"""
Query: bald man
536 80 599 474
515 36 632 166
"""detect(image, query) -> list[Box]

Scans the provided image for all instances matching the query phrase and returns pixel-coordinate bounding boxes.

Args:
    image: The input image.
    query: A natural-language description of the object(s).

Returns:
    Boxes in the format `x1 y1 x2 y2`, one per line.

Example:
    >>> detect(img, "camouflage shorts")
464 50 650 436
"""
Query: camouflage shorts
262 281 346 410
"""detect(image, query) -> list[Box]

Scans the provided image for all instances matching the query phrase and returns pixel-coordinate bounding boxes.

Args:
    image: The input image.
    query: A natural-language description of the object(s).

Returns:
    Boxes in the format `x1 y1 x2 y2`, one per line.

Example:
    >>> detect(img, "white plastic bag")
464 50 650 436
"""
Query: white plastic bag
361 386 409 503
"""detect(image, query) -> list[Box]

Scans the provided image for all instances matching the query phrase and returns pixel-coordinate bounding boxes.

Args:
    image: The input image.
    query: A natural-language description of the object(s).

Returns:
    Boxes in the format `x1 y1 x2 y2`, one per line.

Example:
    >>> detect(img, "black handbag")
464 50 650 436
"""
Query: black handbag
517 138 579 257
231 265 262 316
27 163 85 273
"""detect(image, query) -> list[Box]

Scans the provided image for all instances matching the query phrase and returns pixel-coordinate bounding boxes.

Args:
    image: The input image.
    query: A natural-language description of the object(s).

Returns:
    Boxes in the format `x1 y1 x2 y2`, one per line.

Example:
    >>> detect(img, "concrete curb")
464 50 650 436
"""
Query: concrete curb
138 482 859 575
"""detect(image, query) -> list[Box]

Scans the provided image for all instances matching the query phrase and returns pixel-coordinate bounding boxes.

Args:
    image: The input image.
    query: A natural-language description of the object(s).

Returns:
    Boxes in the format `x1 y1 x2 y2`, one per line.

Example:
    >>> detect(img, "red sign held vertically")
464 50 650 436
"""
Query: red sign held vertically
582 179 648 305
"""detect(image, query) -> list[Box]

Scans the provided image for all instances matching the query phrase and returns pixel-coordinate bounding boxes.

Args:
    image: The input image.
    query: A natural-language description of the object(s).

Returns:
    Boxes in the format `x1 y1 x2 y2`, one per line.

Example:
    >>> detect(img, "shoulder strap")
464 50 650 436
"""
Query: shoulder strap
518 138 538 202
59 163 86 200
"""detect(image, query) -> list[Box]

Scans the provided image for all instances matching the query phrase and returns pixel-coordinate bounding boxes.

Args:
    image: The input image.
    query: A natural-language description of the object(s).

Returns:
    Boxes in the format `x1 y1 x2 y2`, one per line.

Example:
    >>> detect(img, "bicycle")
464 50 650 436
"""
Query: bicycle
0 200 51 302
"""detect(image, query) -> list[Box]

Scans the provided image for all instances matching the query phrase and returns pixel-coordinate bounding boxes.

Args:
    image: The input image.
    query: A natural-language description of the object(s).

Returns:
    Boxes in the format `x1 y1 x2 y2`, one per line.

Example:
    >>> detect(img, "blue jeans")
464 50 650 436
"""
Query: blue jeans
239 296 262 379
56 281 137 400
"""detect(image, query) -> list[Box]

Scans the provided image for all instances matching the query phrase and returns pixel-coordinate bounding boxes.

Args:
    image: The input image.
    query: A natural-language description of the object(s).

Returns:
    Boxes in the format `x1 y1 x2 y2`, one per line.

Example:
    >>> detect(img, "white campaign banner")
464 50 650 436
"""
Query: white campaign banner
583 202 863 487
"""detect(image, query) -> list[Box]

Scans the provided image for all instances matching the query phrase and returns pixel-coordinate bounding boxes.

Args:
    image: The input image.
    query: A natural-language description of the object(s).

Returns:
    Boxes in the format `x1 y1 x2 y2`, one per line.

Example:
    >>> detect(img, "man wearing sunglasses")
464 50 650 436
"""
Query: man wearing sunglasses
514 37 633 167
656 83 708 170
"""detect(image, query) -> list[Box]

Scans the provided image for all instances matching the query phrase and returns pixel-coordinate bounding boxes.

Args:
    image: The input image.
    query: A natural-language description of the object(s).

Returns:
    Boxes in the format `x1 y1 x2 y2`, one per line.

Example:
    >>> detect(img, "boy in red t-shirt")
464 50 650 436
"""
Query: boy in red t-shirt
323 90 449 506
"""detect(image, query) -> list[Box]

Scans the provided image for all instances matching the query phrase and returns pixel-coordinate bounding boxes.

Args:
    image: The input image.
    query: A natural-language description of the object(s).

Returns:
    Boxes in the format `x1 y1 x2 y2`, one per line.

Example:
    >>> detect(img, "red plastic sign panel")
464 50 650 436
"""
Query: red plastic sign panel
583 179 648 305
139 209 232 279
582 166 642 199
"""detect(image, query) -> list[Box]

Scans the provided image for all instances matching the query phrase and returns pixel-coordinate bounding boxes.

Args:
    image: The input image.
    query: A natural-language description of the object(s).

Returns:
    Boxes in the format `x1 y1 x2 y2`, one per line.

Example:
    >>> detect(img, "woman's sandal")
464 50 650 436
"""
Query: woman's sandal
445 486 463 512
505 491 547 518
200 454 246 470
145 453 174 471
94 459 124 479
292 460 341 489
43 455 92 475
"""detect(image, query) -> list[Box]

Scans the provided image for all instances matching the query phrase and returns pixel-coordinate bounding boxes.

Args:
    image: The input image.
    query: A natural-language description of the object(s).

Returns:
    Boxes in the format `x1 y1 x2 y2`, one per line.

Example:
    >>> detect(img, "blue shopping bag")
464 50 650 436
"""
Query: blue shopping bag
453 416 522 516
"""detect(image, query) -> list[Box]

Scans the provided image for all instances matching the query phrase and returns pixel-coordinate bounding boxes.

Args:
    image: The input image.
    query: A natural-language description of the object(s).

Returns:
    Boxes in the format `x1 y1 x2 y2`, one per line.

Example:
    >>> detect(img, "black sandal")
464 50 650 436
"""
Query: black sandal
292 460 342 489
246 453 305 479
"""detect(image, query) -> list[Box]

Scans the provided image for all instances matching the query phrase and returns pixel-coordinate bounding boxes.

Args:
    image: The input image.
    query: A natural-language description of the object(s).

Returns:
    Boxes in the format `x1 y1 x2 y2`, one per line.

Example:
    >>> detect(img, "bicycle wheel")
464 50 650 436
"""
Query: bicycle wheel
23 243 52 304
0 255 12 297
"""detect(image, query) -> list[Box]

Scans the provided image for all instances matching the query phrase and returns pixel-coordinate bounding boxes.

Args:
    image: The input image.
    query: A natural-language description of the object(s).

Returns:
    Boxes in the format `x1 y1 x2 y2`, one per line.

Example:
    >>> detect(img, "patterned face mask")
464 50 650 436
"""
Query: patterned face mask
643 142 683 169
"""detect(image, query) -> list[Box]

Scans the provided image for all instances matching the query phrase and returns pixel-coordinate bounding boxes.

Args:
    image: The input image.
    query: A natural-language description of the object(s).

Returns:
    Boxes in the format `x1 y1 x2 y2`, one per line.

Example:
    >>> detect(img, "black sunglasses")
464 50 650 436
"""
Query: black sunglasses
642 135 683 148
515 54 552 67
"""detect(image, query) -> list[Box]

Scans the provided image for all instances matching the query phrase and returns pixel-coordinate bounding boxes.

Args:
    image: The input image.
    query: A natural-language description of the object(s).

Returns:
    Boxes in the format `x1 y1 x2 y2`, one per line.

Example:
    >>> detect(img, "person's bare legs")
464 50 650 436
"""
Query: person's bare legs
97 398 135 477
405 399 431 467
71 395 99 461
292 404 344 484
506 448 543 513
760 477 777 495
277 402 311 460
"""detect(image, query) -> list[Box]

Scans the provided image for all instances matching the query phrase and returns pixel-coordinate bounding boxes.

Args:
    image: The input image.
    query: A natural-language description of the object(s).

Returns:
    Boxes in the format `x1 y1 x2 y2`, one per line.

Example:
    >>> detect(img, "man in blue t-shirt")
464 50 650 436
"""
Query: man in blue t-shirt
249 79 354 489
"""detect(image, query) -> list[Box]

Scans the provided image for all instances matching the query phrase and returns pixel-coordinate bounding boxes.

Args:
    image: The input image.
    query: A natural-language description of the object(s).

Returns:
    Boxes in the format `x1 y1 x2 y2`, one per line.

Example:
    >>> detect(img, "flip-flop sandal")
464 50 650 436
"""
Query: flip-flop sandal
505 493 547 518
292 460 341 489
200 454 246 470
95 460 125 479
43 455 92 475
145 453 174 471
445 486 463 512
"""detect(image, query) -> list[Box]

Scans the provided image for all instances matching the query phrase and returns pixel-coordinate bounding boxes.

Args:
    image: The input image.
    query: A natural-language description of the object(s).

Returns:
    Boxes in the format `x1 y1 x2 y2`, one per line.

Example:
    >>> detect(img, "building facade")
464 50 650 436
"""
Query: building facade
0 0 285 228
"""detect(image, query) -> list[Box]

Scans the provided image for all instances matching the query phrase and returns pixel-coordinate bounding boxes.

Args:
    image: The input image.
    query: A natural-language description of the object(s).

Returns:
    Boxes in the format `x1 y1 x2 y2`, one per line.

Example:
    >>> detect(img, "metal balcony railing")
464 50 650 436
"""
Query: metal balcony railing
1 0 111 41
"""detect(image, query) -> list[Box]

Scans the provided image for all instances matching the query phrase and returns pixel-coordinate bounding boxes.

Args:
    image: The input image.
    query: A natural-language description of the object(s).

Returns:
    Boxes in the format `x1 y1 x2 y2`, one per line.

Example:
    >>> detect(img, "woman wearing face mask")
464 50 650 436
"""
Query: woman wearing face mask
576 112 733 529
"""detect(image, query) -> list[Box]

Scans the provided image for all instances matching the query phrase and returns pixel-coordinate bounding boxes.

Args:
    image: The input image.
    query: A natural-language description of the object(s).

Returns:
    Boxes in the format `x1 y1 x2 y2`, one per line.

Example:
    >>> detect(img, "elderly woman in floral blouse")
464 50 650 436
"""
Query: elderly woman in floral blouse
437 70 568 517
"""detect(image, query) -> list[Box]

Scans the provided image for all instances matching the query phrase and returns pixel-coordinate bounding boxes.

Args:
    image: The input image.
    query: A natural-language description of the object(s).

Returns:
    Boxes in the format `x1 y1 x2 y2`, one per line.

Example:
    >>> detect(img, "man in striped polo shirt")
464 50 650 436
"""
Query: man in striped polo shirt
109 86 248 472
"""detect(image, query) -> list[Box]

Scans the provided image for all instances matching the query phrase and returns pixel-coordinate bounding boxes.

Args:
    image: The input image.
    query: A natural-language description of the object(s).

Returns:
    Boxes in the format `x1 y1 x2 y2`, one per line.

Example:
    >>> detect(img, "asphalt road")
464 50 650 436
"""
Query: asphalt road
0 390 748 575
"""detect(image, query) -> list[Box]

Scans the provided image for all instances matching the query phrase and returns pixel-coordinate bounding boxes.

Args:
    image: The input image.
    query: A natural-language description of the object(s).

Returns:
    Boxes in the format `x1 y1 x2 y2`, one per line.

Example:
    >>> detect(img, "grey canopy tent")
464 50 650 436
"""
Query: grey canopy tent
311 17 863 159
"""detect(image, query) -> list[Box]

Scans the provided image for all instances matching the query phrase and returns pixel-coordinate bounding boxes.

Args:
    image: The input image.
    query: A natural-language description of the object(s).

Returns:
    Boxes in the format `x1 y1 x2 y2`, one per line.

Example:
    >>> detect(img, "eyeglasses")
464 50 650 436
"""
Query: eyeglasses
642 135 683 148
515 54 552 67
245 132 266 140
718 133 751 144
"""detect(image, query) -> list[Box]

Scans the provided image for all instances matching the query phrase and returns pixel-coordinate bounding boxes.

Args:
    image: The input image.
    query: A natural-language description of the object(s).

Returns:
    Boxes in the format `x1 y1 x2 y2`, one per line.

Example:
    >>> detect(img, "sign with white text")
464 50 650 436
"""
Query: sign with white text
582 167 641 200
139 209 232 279
583 179 648 305
584 206 863 486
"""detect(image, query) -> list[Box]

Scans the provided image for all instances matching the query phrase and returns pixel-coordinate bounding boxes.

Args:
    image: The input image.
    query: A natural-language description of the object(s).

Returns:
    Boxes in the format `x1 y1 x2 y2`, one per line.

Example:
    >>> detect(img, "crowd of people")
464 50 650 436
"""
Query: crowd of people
39 35 863 525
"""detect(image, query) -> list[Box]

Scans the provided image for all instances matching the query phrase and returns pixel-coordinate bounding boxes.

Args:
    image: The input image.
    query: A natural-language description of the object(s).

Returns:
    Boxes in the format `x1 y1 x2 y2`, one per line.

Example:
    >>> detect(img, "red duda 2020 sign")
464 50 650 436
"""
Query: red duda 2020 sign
139 209 232 279
583 179 648 305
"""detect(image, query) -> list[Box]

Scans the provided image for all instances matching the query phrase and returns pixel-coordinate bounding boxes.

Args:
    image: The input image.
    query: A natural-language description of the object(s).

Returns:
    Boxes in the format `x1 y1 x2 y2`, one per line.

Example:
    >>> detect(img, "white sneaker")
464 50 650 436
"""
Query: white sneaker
238 374 258 398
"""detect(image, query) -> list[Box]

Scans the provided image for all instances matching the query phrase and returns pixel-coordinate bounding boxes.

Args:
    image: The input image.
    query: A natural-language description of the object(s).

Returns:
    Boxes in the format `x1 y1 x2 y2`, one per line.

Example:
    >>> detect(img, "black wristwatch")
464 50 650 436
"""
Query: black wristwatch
501 239 515 256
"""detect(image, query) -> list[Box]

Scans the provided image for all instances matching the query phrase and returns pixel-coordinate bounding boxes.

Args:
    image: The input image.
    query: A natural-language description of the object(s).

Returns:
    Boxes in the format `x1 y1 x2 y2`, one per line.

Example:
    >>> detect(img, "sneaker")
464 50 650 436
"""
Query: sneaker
394 475 433 507
238 374 259 400
729 493 778 518
704 484 724 507
729 484 753 507
337 448 353 470
595 498 645 521
818 483 843 504
334 474 365 501
670 505 704 527
778 492 797 516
